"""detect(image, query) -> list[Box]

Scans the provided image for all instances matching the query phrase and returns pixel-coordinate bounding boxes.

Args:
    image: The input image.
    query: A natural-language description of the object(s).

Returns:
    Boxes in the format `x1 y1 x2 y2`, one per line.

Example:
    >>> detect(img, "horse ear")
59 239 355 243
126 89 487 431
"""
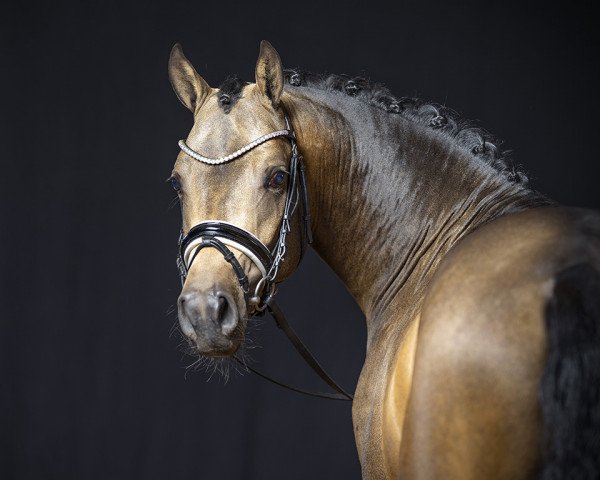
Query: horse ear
168 44 211 113
255 40 284 109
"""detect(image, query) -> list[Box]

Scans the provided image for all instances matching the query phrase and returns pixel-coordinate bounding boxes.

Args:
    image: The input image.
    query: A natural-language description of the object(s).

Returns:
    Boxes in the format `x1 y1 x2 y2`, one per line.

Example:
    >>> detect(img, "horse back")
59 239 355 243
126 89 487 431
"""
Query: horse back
398 206 600 479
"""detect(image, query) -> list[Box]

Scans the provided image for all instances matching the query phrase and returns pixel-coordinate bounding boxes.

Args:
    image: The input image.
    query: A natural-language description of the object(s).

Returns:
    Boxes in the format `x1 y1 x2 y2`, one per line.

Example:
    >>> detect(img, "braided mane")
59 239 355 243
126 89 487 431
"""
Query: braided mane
282 70 529 185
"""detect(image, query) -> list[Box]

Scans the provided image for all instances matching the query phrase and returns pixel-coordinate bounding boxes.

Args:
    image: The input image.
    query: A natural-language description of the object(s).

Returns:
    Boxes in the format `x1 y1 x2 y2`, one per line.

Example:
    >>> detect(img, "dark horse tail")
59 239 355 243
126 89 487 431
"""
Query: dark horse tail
540 263 600 479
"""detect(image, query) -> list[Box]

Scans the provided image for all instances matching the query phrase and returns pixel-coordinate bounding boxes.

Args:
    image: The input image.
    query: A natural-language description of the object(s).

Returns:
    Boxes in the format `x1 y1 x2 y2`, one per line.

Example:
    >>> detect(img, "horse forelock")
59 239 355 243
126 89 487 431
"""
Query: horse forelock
217 76 250 114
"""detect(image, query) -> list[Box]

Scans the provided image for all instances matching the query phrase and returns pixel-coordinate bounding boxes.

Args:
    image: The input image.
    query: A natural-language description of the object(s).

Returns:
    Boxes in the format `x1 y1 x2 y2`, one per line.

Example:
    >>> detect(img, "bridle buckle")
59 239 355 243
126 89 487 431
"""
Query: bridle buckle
249 276 277 312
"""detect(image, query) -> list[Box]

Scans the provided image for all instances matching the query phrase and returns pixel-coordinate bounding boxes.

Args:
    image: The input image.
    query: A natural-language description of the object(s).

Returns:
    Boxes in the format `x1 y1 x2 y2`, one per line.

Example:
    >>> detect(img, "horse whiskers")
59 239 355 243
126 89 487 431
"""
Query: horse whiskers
168 195 180 211
164 304 181 339
183 357 204 380
177 346 241 384
198 356 235 384
168 310 266 383
238 334 262 350
232 350 254 376
169 320 182 339
165 304 177 316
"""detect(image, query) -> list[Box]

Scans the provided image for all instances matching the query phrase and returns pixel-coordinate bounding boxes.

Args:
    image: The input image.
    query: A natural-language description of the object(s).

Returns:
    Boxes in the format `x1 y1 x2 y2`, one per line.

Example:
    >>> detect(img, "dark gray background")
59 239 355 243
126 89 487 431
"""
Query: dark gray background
1 1 599 479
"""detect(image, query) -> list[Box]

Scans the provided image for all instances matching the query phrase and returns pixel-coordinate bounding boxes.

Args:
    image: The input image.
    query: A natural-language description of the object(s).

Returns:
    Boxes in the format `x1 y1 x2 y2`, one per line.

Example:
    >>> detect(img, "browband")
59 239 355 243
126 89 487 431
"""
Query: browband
178 130 293 165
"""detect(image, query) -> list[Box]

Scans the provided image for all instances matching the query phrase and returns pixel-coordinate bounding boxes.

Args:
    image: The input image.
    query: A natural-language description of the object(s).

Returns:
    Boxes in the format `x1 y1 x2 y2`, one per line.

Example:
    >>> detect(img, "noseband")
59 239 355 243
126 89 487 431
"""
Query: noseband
176 111 353 401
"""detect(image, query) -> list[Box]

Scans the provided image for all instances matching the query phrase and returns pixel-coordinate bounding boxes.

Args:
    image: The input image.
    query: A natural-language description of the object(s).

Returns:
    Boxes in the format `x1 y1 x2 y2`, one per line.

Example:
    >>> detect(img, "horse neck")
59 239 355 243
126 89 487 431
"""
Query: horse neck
283 89 548 332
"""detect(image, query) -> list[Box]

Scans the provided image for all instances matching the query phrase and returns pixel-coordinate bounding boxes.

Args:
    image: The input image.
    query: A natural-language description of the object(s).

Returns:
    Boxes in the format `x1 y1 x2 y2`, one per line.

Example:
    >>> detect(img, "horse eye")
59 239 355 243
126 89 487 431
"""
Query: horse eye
267 170 287 189
169 177 181 192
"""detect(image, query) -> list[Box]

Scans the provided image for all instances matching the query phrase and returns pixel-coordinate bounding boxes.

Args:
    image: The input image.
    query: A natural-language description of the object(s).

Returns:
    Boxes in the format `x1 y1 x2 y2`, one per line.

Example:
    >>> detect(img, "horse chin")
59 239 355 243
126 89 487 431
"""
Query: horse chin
194 337 243 358
189 318 247 358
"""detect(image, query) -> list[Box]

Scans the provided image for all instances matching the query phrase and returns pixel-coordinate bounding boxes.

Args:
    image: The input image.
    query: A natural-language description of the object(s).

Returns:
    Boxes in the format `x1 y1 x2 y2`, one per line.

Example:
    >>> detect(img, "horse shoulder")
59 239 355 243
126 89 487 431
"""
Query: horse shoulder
398 206 599 479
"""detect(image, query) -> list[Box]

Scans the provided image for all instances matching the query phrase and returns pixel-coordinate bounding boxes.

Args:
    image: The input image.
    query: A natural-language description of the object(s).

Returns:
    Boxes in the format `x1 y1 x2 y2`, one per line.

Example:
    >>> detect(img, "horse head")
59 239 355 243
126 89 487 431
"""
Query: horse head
168 41 306 357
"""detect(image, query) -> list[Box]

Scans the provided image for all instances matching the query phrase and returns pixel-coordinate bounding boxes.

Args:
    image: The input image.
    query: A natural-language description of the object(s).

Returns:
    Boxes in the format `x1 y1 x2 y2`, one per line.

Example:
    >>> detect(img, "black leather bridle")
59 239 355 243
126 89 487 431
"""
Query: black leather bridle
176 112 353 401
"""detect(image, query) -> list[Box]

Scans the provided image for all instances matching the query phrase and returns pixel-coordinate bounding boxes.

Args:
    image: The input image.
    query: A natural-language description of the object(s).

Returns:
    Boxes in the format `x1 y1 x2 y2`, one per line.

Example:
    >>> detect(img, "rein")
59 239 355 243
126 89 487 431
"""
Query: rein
176 112 353 402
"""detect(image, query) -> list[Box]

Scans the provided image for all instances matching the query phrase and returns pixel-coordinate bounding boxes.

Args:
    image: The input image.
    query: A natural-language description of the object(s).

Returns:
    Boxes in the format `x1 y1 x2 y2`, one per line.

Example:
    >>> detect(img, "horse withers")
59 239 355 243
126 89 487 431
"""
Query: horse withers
167 41 600 479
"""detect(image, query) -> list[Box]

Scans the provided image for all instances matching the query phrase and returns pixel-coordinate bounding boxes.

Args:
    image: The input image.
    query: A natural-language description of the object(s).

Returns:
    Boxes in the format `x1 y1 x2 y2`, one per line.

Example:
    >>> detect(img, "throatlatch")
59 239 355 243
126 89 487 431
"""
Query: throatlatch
176 111 353 402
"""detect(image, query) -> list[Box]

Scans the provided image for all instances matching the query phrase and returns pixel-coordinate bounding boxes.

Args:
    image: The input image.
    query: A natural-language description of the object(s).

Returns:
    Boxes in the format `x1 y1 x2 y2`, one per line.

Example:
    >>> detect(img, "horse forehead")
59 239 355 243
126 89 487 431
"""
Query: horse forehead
194 89 277 141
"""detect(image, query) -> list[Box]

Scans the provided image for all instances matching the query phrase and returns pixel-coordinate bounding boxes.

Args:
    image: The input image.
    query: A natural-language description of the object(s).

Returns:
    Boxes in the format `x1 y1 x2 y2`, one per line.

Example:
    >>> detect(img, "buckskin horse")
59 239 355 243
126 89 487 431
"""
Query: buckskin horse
166 41 600 479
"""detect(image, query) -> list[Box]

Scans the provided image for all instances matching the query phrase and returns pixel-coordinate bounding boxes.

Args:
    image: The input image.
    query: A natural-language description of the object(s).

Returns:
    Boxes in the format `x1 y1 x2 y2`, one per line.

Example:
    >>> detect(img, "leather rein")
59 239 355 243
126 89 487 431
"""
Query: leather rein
176 112 353 402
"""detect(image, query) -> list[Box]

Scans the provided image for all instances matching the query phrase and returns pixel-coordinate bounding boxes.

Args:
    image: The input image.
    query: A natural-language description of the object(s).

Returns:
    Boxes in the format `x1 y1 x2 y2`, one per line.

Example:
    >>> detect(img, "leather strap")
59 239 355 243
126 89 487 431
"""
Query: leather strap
235 358 353 401
297 156 313 246
188 238 250 295
235 297 354 401
182 221 273 272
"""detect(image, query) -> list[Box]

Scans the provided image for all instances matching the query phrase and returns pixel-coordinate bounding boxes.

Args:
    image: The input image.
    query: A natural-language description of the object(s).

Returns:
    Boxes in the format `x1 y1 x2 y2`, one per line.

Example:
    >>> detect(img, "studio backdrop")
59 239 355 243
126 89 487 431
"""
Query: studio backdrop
1 1 598 479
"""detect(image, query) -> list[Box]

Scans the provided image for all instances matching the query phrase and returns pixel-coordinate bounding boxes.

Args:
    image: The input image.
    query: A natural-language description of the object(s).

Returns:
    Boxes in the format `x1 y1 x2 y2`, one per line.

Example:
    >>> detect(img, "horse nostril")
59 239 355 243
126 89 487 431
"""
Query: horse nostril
178 290 238 338
217 296 228 321
177 292 197 340
213 292 238 335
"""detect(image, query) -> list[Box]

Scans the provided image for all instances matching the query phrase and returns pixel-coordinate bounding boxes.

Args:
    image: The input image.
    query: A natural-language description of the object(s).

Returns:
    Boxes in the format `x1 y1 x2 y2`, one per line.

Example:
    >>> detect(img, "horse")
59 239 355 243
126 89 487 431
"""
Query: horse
166 40 600 479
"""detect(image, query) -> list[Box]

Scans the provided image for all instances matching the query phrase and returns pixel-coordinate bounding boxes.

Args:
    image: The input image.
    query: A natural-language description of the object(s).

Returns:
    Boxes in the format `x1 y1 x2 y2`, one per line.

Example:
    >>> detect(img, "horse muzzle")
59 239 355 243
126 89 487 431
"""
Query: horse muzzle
178 286 243 356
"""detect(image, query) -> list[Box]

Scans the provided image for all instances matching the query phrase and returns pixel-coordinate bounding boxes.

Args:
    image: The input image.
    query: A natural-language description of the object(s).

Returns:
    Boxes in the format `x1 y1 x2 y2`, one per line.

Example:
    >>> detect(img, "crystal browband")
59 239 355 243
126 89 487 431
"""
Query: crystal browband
178 129 293 165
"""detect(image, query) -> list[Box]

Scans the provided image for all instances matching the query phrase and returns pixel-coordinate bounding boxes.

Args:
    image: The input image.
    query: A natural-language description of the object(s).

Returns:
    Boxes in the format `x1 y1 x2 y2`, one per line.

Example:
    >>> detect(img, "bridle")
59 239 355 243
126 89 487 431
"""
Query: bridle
176 111 353 401
177 114 309 311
